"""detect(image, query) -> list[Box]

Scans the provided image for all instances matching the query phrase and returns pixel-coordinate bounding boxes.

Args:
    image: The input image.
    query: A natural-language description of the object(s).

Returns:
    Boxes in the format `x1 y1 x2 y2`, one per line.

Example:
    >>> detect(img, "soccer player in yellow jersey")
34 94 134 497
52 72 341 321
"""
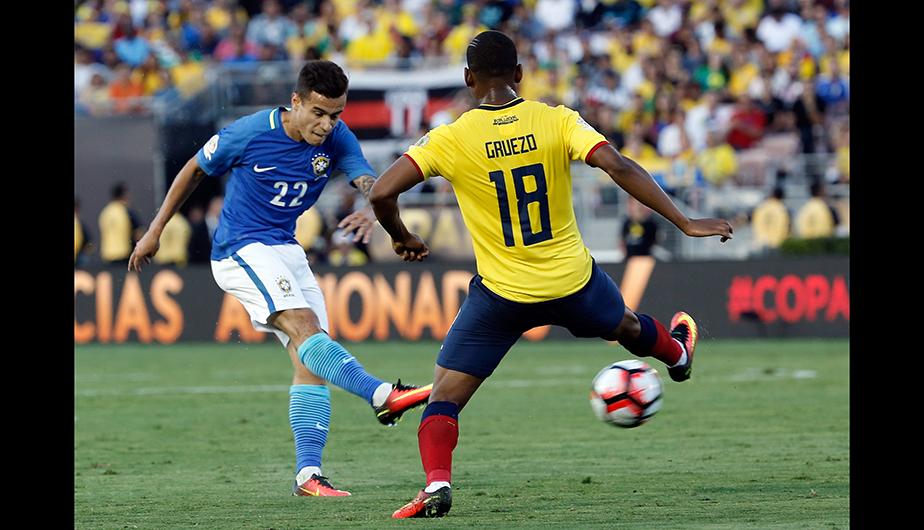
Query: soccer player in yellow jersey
369 31 734 519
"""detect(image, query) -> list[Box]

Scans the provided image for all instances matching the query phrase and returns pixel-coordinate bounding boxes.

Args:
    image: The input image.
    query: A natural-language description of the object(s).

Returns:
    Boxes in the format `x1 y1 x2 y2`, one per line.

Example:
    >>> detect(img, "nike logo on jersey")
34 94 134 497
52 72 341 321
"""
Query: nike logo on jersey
253 164 277 173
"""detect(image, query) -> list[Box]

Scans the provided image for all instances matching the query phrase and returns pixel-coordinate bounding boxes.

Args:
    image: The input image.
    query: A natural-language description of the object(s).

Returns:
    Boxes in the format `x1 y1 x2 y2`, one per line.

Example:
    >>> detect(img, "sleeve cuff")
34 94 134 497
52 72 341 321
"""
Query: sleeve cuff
403 153 425 179
584 140 610 163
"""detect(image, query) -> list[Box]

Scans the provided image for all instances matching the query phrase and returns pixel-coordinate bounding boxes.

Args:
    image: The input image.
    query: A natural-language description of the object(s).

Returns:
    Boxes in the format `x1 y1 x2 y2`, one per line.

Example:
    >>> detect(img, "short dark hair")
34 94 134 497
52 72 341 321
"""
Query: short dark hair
295 60 349 99
467 30 518 78
111 182 127 200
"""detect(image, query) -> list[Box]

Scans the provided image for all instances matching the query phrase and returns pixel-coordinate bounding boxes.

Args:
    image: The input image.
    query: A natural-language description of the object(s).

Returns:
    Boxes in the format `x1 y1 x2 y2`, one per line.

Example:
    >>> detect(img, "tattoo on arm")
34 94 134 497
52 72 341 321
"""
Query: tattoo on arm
355 175 376 201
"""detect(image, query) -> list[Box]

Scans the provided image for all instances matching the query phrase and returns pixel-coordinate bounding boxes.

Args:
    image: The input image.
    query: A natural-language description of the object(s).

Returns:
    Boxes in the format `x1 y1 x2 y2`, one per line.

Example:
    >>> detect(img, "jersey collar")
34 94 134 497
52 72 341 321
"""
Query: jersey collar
477 97 525 111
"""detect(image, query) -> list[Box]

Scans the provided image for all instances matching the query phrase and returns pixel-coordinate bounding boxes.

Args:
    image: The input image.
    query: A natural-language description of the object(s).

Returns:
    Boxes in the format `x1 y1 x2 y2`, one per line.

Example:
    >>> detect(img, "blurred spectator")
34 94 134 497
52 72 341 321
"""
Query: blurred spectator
75 45 110 99
815 55 849 118
826 120 849 184
825 0 850 44
98 182 144 266
443 4 488 61
751 186 790 250
246 0 297 49
181 5 221 56
75 198 93 267
113 25 151 67
295 207 326 253
215 22 259 63
720 0 763 41
726 95 766 150
657 108 690 158
108 63 145 114
78 73 112 116
153 212 192 267
799 2 829 58
617 94 654 139
727 45 759 98
756 0 803 53
328 229 369 266
685 90 722 152
206 196 224 239
795 181 837 239
693 52 728 92
647 0 683 38
587 70 630 113
75 5 114 50
378 0 420 40
696 129 739 187
186 205 212 264
170 52 207 97
205 0 250 35
285 2 333 65
621 197 659 259
338 0 374 47
534 0 576 34
345 8 395 65
136 54 171 96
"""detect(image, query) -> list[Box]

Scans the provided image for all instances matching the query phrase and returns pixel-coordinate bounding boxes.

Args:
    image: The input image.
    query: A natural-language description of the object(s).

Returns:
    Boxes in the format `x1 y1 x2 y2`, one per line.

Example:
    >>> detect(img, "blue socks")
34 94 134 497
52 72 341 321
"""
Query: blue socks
289 384 331 473
297 333 385 404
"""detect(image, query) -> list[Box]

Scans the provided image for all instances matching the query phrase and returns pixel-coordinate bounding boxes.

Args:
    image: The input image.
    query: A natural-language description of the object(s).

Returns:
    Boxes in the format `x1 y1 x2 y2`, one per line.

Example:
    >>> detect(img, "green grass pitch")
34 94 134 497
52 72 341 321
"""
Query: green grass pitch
75 339 848 529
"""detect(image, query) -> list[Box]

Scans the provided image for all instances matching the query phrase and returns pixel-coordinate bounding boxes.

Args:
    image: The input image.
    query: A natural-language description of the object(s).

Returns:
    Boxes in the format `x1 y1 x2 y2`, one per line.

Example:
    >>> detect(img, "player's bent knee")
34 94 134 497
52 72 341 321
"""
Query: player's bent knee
604 310 641 342
271 308 325 345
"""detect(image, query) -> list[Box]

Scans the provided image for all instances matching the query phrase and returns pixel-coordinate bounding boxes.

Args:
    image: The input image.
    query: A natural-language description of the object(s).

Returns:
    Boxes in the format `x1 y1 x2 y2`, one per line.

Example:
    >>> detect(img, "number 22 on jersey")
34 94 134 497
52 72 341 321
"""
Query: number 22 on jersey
488 163 552 247
270 181 309 207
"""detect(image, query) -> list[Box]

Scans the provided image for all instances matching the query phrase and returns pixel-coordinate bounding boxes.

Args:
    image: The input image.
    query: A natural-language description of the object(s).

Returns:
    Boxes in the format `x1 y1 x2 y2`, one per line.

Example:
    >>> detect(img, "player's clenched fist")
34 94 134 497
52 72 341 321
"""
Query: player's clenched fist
392 233 429 261
682 218 734 242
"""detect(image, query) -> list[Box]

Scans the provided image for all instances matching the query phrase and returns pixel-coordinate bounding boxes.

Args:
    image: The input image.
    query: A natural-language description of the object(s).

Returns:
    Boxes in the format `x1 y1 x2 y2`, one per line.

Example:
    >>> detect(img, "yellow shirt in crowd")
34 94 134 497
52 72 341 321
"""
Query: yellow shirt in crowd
153 213 191 266
99 201 133 262
752 197 789 248
796 198 835 239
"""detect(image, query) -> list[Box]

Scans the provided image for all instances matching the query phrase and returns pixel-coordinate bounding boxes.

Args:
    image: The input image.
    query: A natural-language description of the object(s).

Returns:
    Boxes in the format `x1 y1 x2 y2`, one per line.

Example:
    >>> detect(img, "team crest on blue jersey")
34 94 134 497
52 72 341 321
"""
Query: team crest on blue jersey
311 153 331 180
276 276 293 296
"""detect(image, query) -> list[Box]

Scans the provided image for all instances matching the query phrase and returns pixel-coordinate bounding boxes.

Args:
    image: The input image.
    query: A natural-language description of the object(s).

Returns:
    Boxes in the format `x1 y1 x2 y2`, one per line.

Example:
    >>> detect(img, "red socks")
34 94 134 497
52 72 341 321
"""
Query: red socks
649 317 683 366
418 402 459 485
622 313 684 366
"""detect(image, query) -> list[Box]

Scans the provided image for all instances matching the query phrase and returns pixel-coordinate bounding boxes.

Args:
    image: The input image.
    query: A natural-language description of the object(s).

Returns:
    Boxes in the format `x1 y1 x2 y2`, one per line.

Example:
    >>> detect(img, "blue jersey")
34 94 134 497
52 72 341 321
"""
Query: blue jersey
195 107 374 260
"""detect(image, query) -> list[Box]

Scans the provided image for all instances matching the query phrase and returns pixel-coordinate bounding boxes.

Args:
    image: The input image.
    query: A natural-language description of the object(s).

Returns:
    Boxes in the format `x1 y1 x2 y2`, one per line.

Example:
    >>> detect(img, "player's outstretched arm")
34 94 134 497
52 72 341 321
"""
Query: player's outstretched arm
337 174 378 244
128 156 208 272
587 144 733 242
369 156 430 262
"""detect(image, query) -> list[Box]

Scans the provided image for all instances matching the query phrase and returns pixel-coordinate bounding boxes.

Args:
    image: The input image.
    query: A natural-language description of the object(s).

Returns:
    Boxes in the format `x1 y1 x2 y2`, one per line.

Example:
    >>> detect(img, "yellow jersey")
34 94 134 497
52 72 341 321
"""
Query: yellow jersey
99 201 133 262
752 198 789 248
405 98 607 302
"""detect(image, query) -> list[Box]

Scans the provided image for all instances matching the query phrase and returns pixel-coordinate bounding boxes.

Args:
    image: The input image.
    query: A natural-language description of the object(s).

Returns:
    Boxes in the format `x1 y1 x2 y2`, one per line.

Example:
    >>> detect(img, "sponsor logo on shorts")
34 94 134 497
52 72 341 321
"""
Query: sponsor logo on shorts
277 276 294 297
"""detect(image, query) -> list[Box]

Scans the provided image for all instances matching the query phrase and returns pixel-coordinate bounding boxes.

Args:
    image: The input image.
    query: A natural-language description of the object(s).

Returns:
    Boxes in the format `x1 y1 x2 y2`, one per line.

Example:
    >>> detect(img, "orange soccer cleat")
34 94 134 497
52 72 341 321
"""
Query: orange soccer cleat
392 487 452 518
668 311 698 382
374 380 432 426
292 475 351 497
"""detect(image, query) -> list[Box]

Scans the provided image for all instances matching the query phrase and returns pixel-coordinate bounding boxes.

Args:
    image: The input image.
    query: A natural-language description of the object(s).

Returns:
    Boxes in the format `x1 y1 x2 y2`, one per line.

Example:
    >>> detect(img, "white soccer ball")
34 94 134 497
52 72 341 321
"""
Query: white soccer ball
589 360 663 428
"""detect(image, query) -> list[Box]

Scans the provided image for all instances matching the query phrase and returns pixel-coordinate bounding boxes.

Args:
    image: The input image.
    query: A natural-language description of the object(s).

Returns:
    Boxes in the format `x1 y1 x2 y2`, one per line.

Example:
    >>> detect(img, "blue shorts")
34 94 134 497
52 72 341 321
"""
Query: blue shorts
438 262 626 379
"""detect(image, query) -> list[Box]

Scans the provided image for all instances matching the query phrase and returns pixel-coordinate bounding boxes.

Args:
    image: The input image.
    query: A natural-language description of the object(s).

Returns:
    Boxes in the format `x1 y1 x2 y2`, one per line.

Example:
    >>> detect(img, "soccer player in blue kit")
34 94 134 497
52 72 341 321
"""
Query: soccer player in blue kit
129 60 432 497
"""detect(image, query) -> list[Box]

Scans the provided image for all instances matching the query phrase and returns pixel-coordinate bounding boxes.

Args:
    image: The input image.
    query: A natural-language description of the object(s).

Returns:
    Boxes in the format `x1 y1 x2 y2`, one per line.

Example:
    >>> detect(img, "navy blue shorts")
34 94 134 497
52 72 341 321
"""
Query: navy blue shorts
438 262 626 379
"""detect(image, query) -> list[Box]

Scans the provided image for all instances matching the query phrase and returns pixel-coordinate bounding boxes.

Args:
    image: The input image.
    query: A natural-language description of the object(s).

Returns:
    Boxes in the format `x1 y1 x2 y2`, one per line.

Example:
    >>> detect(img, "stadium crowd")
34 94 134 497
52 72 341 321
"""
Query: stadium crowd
75 0 849 261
